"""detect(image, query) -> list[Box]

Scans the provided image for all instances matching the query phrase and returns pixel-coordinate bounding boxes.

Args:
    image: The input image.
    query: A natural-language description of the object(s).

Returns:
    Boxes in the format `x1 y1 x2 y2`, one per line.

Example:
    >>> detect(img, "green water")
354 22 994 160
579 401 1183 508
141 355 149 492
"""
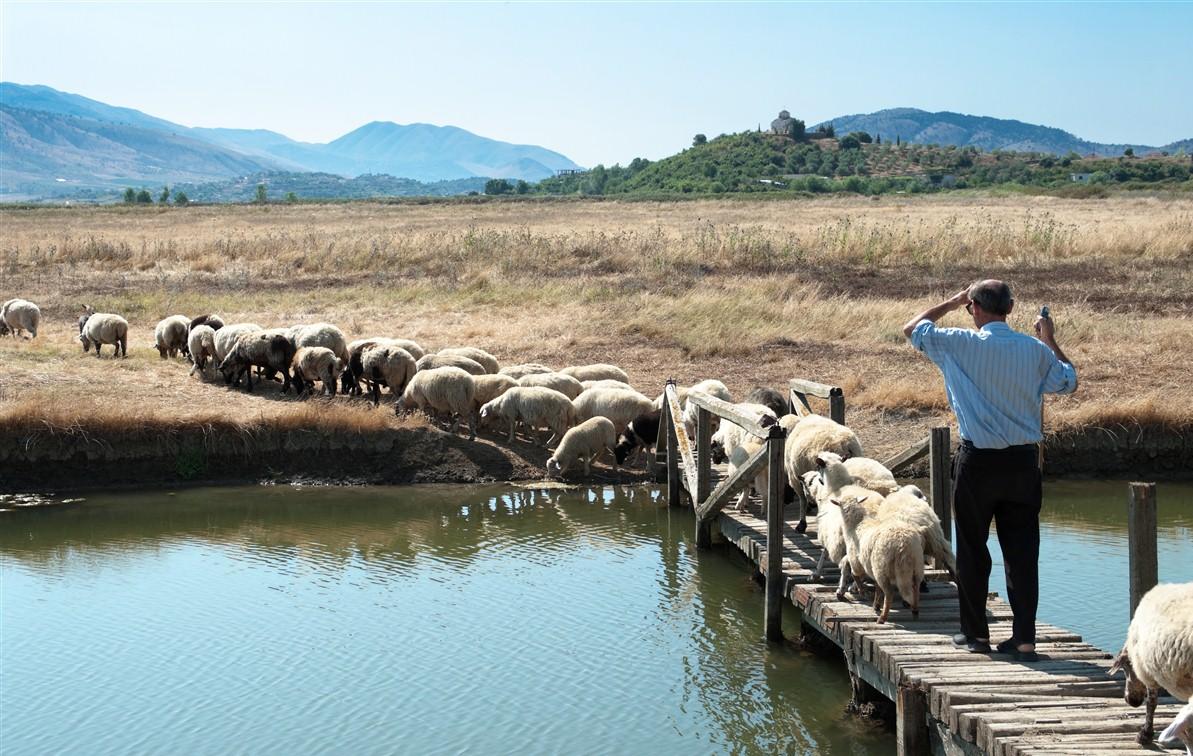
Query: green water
2 480 1190 755
1 484 889 756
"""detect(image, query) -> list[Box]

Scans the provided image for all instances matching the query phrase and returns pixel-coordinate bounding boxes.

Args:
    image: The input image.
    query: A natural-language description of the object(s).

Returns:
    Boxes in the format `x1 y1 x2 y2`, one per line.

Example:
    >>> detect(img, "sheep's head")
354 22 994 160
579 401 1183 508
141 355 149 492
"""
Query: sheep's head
900 484 928 501
614 433 637 464
478 402 497 425
830 496 868 529
801 470 823 503
1109 649 1147 707
79 333 92 352
0 322 10 337
545 457 563 478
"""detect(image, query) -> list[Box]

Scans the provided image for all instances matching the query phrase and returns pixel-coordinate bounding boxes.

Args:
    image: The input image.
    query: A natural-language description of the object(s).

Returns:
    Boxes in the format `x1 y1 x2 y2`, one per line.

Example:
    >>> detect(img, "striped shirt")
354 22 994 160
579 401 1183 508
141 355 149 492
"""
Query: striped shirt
909 320 1077 449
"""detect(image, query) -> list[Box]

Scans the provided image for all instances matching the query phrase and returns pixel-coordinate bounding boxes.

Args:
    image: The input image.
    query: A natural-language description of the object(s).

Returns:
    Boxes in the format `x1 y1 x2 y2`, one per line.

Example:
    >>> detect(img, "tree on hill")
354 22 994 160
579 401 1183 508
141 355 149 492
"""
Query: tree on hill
515 180 530 195
839 134 862 150
847 131 873 144
815 123 836 138
484 178 512 195
136 189 152 204
693 134 707 146
123 187 136 204
159 186 170 204
285 191 298 203
1124 147 1134 157
173 192 189 206
255 183 268 203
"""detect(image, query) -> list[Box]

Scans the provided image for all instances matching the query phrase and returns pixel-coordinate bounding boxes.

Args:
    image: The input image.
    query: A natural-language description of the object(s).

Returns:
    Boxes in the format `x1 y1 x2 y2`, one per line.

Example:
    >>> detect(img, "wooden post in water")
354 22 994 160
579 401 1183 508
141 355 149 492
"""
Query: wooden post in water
1128 482 1158 618
764 429 787 642
695 407 713 548
896 685 930 756
929 427 952 546
664 386 681 508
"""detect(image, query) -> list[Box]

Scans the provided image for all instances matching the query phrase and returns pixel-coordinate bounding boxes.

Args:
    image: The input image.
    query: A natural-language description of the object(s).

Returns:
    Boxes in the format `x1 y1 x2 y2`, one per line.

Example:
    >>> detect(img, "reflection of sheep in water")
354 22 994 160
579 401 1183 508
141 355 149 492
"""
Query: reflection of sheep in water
1110 582 1193 746
397 366 477 439
546 417 617 478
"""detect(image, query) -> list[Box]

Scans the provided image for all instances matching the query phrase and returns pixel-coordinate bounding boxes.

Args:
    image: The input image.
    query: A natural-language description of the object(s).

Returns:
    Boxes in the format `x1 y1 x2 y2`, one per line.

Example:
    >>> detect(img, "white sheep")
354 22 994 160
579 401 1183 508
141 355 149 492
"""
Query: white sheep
559 363 629 383
188 325 217 376
834 495 924 623
359 344 418 406
479 386 576 446
0 298 40 339
582 379 636 392
291 346 344 397
79 313 129 358
219 329 296 392
800 452 898 583
154 315 191 358
472 373 519 411
213 323 263 363
518 372 584 400
710 403 778 462
679 379 734 439
1110 582 1193 746
499 363 554 380
397 366 477 439
546 417 618 478
416 352 487 375
783 413 864 533
439 346 500 374
290 323 349 363
877 485 958 582
572 386 655 435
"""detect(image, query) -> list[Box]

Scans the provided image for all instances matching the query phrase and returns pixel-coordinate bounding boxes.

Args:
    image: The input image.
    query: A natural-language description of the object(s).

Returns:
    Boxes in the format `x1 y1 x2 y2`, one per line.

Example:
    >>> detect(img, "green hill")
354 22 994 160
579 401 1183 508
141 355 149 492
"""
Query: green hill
532 131 1192 197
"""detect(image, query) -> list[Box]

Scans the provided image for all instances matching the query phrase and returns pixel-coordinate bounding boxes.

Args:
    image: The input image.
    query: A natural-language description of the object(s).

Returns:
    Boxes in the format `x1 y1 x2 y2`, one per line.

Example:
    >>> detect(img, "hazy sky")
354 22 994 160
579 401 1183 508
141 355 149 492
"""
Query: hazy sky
3 2 1191 166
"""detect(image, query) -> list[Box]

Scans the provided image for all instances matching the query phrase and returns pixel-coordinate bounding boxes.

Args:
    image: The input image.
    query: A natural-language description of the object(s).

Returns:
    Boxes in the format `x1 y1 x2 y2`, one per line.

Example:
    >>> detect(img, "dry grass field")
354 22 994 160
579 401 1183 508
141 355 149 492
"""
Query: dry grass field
2 194 1191 468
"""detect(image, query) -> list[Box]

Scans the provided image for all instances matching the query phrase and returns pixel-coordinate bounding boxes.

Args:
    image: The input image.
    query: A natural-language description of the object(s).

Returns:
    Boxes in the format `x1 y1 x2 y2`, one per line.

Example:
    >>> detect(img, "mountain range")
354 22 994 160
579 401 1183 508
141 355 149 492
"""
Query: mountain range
0 82 581 198
813 108 1189 157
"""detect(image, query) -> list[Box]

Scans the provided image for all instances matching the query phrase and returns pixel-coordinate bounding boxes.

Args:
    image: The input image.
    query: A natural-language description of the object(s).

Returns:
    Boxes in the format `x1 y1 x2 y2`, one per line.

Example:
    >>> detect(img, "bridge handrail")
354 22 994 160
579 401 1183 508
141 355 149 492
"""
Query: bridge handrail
685 391 777 439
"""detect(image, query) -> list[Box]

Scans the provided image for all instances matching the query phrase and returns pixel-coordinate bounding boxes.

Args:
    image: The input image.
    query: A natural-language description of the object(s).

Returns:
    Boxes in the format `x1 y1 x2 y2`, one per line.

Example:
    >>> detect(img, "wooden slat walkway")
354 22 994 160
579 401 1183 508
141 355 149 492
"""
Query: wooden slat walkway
713 484 1185 755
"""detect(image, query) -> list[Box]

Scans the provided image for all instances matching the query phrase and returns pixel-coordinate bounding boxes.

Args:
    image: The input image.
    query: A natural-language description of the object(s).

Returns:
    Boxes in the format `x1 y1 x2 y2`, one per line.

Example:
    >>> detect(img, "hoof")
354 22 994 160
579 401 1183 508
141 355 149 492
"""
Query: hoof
1136 729 1153 746
835 591 847 601
794 519 808 534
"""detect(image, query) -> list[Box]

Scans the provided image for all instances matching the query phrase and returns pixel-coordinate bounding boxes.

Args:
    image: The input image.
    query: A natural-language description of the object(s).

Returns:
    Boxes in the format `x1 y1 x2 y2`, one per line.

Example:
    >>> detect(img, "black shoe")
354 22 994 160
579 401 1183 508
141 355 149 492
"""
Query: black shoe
996 638 1039 661
952 633 991 654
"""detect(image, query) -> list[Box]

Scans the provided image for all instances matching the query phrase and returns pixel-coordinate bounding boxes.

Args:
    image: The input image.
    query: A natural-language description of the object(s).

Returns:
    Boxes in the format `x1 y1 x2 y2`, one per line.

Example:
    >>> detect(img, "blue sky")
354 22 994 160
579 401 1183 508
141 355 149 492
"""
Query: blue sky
2 2 1190 167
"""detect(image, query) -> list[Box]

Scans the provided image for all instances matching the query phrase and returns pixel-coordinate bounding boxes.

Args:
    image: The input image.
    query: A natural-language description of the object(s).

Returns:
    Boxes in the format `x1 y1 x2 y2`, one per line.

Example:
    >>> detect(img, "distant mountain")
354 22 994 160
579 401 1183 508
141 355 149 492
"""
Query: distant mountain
813 108 1188 157
0 82 582 198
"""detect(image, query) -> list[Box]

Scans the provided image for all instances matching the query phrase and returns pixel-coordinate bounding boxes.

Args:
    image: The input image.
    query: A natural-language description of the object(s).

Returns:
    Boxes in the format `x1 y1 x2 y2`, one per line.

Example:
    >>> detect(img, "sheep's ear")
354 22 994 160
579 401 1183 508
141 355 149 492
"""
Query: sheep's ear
816 454 828 469
1108 649 1130 677
828 497 843 508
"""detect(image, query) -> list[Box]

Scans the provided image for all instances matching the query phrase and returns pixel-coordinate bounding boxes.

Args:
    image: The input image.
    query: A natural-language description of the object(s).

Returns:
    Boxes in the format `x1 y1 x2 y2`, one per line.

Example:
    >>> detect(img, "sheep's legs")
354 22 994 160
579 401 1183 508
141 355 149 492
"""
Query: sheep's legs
507 419 516 444
877 589 891 624
467 411 477 441
836 561 853 601
1139 688 1158 744
813 549 827 581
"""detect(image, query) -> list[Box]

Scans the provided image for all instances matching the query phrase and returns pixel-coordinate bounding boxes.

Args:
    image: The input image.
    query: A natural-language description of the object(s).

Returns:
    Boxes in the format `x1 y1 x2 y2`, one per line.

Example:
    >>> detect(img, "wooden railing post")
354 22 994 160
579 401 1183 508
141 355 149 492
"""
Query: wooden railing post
764 429 787 642
829 392 845 426
695 407 713 548
896 685 929 756
929 427 951 546
1128 482 1158 618
664 384 681 508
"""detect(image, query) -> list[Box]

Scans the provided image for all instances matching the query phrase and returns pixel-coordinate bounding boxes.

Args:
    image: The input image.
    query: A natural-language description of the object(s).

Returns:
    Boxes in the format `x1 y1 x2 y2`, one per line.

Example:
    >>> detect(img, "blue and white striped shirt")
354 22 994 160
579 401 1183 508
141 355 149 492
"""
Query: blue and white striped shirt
909 320 1077 449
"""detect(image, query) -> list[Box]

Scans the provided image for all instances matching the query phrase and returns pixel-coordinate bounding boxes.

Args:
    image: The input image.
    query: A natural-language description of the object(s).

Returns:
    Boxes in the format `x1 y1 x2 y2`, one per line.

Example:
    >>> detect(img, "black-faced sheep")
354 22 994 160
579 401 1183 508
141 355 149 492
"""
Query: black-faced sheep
79 313 129 358
359 344 418 406
1110 581 1193 745
614 410 661 468
291 346 344 397
397 366 477 439
479 386 576 446
154 315 191 358
188 325 217 376
218 329 295 392
546 417 618 478
0 298 40 339
188 314 225 333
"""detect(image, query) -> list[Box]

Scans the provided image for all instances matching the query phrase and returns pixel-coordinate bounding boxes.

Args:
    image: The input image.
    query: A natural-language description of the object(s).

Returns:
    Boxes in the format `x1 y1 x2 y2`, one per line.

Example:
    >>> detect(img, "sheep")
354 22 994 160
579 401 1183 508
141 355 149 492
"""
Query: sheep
79 313 129 358
878 485 958 583
1109 581 1193 745
188 325 217 376
344 338 401 395
614 410 661 468
472 373 518 411
397 366 477 439
479 386 576 446
289 323 349 363
572 386 655 435
499 363 554 380
153 315 191 359
359 344 418 406
0 298 40 339
559 363 629 384
745 386 789 420
582 379 636 392
214 323 263 364
546 417 618 478
679 379 733 439
783 413 864 533
218 329 295 392
833 495 924 623
188 314 224 333
710 403 778 463
416 352 487 375
439 346 500 374
291 346 344 397
518 372 584 400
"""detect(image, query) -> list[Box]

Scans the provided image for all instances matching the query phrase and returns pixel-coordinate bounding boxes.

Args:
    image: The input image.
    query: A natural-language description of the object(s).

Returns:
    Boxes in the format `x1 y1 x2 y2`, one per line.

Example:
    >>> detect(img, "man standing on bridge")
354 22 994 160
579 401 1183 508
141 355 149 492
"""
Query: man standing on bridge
902 280 1076 663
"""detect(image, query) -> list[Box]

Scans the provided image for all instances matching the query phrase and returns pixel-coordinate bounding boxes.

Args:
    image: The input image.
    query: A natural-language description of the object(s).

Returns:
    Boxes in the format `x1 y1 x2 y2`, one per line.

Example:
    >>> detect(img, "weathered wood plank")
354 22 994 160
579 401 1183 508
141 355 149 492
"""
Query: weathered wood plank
883 436 930 473
686 391 776 438
1127 481 1157 619
664 382 699 498
789 378 843 399
696 446 768 522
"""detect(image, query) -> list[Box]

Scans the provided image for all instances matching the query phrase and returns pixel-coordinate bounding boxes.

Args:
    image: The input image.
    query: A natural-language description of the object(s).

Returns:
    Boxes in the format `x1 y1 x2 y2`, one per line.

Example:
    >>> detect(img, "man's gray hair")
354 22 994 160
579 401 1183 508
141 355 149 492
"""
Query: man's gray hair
968 280 1013 315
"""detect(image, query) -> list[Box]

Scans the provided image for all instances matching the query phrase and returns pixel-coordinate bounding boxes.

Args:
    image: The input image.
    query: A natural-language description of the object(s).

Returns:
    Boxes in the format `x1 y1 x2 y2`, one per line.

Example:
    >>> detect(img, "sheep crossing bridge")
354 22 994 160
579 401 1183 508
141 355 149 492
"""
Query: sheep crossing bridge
656 379 1183 756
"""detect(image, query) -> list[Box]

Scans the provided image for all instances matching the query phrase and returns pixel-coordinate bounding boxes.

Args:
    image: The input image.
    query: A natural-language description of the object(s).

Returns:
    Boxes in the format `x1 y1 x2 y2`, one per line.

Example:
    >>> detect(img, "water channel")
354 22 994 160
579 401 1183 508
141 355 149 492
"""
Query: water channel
2 480 1190 755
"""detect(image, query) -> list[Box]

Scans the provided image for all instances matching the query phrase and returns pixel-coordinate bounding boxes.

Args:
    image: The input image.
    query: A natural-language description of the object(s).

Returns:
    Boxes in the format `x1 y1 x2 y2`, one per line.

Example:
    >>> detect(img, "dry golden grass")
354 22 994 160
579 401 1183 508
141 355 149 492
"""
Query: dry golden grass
1 195 1190 461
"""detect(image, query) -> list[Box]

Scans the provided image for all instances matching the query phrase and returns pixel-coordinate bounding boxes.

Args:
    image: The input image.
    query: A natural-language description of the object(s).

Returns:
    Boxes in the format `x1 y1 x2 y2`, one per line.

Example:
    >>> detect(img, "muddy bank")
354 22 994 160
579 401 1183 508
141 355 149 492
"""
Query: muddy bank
0 422 1187 493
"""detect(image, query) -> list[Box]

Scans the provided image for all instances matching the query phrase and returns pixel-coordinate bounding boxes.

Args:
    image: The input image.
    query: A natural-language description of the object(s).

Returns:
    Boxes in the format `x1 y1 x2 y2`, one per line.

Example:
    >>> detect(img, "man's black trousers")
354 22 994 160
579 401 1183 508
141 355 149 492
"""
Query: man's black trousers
951 441 1042 644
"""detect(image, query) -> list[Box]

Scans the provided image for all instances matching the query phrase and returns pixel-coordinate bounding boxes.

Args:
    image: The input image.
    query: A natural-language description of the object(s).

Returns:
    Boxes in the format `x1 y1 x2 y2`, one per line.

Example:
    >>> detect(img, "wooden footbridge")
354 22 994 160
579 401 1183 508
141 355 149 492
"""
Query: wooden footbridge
657 379 1184 755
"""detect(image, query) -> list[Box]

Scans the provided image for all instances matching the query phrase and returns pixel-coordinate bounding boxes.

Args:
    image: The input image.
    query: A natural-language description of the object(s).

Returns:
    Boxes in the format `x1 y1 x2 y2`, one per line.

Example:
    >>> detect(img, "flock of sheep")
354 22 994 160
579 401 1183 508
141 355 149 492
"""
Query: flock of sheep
6 297 1192 751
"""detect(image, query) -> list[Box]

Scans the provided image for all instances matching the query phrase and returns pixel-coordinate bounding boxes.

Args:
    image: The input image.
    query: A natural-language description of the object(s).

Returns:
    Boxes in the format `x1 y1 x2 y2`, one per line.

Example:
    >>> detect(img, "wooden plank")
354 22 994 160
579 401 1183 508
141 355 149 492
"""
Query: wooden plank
695 444 768 522
664 382 699 498
897 685 930 755
663 392 681 508
789 378 843 399
764 435 786 642
1127 482 1157 618
694 406 713 548
686 391 776 438
930 426 951 546
883 436 930 473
